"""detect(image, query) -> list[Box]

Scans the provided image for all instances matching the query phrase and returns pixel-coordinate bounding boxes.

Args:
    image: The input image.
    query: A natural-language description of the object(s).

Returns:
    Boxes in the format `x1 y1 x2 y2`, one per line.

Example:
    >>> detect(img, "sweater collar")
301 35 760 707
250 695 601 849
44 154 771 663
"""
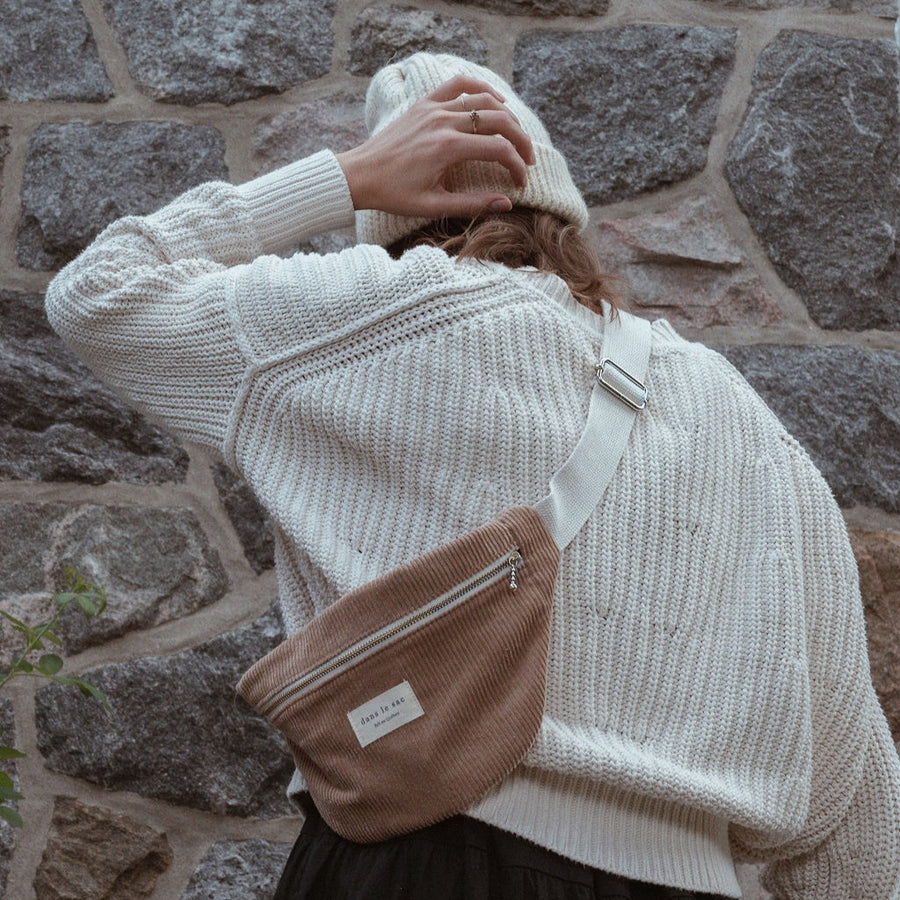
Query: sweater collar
455 258 610 338
507 265 610 339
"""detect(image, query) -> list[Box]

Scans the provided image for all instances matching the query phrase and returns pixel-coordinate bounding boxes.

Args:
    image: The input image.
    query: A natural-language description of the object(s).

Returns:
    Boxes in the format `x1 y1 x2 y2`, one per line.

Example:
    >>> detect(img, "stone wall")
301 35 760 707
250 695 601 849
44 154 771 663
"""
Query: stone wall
0 0 898 897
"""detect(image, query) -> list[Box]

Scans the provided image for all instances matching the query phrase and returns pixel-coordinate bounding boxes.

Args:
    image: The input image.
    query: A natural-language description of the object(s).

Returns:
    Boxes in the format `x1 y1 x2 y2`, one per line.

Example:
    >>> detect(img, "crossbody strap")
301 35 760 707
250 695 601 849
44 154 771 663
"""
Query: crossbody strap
534 307 652 551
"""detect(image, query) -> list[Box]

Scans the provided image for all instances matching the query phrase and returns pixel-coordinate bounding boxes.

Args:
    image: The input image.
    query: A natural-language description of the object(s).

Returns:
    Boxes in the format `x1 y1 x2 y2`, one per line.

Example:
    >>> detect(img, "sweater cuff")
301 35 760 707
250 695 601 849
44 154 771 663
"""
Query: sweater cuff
236 150 356 253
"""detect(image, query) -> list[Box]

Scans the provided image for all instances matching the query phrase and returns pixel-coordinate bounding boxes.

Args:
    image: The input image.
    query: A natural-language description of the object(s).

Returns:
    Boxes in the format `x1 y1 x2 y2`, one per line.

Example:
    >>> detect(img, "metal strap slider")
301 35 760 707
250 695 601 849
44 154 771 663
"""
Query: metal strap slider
595 358 648 410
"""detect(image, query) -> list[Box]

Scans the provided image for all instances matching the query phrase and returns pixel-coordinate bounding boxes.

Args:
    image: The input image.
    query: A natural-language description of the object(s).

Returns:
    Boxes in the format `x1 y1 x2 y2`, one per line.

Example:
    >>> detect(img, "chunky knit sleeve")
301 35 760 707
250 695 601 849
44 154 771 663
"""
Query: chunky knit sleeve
762 710 900 898
730 440 900 898
45 151 356 453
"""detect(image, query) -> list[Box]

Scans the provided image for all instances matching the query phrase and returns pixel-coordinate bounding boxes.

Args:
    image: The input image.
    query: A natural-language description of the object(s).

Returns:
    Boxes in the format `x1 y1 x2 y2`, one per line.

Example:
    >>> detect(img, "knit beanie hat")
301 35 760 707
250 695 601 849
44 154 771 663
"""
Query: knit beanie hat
356 52 589 248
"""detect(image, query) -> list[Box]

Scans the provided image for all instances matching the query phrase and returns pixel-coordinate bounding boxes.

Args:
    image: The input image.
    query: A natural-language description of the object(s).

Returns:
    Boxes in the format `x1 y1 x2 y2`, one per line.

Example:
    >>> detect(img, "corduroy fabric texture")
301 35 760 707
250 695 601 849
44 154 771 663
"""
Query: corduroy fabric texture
45 150 900 897
238 506 560 843
356 52 590 248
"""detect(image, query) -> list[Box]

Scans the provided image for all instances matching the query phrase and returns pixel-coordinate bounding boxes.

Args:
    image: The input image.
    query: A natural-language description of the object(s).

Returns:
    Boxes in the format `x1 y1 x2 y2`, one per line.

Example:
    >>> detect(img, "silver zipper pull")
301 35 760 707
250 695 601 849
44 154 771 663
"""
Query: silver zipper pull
508 551 522 590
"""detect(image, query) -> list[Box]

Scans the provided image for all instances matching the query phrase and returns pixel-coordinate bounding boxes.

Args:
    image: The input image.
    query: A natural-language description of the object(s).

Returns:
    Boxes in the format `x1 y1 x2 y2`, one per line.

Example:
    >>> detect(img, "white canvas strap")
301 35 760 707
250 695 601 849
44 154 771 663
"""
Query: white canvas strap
535 308 652 551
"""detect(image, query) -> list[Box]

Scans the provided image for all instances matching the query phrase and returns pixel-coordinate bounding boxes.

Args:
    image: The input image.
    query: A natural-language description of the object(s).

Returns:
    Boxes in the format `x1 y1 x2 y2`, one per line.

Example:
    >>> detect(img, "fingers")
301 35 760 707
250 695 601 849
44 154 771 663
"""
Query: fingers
433 85 534 167
426 189 513 220
448 91 506 115
427 75 505 105
426 76 535 168
442 130 531 189
453 108 534 167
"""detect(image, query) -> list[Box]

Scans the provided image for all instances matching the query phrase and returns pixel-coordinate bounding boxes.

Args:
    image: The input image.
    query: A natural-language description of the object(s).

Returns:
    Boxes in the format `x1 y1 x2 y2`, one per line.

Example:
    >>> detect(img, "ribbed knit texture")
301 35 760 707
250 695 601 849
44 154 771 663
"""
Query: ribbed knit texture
46 151 900 899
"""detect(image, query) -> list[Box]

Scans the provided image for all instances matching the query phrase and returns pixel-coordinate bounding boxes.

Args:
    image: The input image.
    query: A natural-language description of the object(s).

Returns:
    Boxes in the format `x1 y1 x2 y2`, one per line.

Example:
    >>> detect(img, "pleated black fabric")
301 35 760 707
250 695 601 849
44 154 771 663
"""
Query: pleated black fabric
273 805 733 900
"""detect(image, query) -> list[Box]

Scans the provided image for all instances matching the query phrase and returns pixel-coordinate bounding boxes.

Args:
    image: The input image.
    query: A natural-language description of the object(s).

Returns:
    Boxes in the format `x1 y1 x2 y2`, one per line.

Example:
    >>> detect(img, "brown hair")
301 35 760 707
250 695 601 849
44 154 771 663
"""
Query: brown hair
388 208 620 316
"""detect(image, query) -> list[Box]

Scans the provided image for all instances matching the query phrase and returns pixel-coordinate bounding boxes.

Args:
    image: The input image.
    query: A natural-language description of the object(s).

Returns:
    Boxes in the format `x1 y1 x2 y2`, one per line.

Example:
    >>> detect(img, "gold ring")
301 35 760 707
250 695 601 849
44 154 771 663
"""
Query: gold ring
470 109 479 134
458 93 469 112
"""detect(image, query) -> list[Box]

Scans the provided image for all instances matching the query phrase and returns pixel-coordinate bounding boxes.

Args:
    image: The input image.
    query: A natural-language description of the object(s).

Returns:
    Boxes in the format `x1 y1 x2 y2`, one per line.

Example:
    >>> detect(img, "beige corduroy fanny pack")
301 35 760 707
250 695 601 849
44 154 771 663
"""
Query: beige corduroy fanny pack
237 307 652 843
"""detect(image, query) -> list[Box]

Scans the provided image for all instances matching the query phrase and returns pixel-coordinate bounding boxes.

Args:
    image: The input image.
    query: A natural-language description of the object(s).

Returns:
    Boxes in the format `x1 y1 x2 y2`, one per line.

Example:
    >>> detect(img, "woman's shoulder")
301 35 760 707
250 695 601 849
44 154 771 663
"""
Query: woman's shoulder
646 320 765 405
645 321 822 473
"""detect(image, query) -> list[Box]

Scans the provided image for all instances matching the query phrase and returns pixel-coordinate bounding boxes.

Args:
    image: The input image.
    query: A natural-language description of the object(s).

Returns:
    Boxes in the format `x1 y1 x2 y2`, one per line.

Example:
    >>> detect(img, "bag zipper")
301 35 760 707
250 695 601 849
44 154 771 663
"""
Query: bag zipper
261 547 523 718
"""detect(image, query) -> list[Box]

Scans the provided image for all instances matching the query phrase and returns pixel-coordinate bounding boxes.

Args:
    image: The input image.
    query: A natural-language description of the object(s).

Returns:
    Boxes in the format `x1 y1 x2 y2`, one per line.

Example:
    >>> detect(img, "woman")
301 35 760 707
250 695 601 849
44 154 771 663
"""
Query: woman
46 53 899 899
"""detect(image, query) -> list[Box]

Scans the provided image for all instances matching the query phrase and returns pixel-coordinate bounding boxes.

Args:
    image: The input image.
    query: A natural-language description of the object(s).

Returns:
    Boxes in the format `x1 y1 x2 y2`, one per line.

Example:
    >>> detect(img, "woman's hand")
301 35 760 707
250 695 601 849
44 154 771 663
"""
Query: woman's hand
336 75 535 220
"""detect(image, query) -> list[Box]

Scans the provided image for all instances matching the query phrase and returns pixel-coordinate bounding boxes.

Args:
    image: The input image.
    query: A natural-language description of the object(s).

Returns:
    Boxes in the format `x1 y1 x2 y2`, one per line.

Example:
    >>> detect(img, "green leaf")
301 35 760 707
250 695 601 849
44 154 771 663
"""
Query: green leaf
40 630 62 647
0 610 30 631
80 592 106 619
0 804 23 828
0 747 26 760
29 622 62 650
77 597 97 618
37 654 64 676
12 660 32 674
55 570 107 620
0 772 13 790
0 786 23 802
72 679 110 710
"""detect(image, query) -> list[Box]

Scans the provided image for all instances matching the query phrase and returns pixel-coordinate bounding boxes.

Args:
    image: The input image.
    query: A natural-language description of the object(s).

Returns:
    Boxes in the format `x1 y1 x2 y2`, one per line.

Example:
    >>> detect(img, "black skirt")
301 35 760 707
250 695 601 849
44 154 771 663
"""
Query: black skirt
274 804 733 900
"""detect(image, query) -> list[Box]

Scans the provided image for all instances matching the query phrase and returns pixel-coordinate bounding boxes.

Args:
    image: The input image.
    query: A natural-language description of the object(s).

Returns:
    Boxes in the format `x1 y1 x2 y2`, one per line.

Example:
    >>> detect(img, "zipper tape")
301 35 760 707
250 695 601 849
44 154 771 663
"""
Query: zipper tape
262 547 521 719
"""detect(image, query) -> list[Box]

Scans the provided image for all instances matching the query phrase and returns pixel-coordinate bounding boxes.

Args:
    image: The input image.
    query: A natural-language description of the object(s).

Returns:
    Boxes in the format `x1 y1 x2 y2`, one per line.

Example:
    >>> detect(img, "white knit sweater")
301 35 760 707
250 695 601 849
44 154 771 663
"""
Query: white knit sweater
46 151 900 898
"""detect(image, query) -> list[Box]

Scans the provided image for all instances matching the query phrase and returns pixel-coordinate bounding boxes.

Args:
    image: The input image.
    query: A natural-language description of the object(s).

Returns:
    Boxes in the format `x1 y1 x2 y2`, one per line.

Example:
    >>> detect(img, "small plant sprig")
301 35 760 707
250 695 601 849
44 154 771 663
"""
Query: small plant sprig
0 569 109 828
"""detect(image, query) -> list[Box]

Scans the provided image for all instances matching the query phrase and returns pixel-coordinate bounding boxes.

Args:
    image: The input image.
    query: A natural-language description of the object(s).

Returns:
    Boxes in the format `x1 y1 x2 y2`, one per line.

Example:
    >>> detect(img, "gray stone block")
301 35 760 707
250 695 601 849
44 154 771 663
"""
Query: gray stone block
2 501 226 654
0 290 189 484
514 27 736 205
255 92 367 173
722 345 900 512
298 232 357 255
17 122 228 271
726 32 899 330
0 0 113 101
212 463 275 574
35 609 294 818
182 839 293 899
445 0 609 15
33 797 172 899
349 6 488 77
100 0 335 105
0 502 227 654
595 197 782 327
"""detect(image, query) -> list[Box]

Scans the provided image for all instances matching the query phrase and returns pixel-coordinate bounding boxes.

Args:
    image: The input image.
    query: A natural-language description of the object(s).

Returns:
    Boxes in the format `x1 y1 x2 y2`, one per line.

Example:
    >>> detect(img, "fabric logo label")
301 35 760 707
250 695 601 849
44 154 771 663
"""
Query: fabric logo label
348 680 425 748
